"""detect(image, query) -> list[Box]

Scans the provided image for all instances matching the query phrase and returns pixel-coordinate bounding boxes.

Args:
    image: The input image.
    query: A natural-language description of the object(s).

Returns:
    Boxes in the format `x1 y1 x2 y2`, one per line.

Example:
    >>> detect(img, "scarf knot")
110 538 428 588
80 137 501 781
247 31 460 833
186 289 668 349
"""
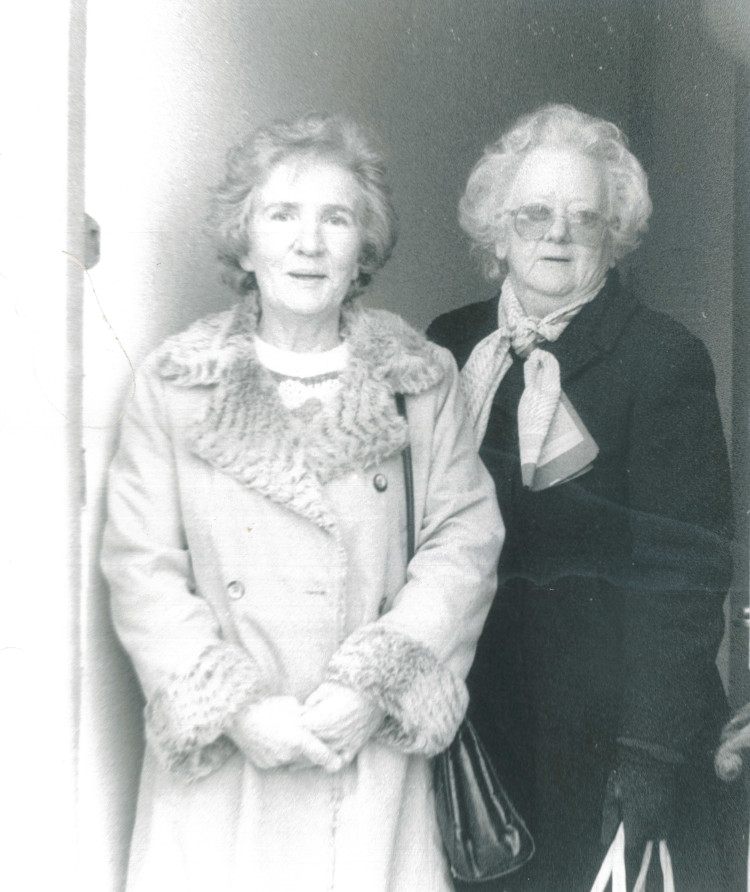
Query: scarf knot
459 278 601 490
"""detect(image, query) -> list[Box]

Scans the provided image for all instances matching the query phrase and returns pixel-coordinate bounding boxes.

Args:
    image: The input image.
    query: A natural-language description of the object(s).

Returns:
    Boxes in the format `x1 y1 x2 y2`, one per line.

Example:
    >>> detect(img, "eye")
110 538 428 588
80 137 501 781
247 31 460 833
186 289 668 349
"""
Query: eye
324 211 353 227
569 210 602 229
268 208 294 222
518 204 552 224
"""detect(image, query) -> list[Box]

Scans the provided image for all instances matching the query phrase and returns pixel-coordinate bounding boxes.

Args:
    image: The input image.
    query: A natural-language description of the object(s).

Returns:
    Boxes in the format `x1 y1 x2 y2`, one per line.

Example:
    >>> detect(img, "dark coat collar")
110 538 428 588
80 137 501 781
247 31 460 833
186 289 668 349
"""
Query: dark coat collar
155 300 445 531
542 271 639 382
474 271 639 383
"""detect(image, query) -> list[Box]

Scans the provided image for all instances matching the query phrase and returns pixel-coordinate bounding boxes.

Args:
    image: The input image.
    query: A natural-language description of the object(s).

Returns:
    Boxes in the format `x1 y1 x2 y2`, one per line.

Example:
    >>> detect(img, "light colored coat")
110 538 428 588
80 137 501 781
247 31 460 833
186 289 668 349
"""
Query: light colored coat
102 301 503 892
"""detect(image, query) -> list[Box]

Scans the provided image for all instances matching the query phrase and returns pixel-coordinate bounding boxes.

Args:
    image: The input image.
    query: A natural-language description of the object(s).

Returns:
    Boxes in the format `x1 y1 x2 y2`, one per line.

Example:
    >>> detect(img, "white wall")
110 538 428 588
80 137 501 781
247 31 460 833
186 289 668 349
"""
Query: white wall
0 2 81 890
82 4 259 885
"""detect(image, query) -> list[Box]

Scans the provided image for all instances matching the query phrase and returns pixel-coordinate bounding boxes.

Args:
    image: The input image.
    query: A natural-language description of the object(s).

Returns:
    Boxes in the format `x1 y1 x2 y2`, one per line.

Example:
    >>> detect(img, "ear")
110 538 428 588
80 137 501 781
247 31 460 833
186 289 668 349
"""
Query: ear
493 235 509 263
238 252 254 273
493 216 511 263
603 232 617 268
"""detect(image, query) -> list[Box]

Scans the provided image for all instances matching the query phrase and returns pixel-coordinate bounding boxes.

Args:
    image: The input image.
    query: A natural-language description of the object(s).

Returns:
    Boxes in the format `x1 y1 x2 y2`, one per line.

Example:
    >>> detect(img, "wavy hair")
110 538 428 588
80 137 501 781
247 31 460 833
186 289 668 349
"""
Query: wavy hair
459 104 653 281
211 113 398 298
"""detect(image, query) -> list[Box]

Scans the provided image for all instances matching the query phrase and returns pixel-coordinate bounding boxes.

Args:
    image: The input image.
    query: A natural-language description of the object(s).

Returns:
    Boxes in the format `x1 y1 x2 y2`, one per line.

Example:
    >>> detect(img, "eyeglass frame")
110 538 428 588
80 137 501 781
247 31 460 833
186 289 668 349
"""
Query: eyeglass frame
504 202 612 247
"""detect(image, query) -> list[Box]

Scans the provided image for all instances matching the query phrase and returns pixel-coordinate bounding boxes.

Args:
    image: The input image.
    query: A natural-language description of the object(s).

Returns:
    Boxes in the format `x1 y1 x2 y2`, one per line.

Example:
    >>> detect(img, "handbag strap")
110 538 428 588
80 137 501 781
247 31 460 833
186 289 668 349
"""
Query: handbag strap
590 823 675 892
395 393 415 563
633 840 675 892
591 824 626 892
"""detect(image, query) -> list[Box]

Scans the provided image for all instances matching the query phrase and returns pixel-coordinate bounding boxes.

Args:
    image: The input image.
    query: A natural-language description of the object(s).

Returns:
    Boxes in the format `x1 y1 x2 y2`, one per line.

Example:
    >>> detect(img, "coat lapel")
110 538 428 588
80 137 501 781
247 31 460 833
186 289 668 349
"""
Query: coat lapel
452 296 500 370
156 300 444 532
546 272 640 383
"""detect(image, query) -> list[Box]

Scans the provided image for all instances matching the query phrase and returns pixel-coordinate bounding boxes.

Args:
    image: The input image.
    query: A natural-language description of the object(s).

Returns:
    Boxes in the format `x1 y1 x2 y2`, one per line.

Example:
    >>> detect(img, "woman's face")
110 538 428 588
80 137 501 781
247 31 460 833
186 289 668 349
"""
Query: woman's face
241 156 363 328
498 147 613 313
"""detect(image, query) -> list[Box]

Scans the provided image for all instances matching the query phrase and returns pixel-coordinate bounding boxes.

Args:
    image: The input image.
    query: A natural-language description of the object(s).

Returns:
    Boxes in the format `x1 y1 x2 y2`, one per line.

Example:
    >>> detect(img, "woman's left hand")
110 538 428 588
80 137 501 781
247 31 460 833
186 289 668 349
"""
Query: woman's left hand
601 746 678 853
228 696 344 772
302 682 386 766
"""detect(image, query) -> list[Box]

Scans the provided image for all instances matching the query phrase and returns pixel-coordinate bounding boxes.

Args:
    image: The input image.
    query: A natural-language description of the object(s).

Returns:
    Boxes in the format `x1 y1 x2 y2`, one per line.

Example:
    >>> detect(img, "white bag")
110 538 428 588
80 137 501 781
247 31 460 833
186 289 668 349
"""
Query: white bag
590 823 675 892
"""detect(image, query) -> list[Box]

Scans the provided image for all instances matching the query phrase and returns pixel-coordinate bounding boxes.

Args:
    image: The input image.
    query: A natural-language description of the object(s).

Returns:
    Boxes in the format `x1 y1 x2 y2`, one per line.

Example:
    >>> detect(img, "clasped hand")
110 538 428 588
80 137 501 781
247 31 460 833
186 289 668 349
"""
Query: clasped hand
601 747 677 857
228 683 385 773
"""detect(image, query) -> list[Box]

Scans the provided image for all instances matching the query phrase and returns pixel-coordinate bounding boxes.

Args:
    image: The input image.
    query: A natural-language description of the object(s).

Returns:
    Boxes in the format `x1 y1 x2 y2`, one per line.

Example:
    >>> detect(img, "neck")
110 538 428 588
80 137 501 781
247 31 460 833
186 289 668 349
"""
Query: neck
509 275 606 320
258 308 342 352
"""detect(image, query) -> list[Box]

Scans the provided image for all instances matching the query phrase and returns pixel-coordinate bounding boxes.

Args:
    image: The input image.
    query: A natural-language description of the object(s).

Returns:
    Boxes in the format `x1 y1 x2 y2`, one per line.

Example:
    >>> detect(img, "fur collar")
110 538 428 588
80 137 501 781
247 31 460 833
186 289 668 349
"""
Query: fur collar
156 300 444 531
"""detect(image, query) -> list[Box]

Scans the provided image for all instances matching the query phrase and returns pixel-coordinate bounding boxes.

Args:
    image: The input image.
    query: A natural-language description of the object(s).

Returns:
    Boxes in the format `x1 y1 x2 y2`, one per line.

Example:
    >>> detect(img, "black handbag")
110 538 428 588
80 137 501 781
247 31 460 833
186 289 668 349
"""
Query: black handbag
433 720 535 881
395 393 535 883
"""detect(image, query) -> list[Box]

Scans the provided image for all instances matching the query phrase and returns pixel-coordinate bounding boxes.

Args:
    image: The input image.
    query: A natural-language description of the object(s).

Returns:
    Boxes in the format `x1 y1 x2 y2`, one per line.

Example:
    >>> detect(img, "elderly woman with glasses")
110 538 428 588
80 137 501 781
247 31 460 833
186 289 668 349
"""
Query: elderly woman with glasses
428 104 746 891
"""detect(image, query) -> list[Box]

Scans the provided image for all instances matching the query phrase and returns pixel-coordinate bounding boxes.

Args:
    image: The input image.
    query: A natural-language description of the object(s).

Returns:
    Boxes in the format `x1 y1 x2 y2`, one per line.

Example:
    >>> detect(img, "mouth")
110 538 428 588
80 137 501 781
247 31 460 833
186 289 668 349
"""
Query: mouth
288 272 327 281
540 256 571 263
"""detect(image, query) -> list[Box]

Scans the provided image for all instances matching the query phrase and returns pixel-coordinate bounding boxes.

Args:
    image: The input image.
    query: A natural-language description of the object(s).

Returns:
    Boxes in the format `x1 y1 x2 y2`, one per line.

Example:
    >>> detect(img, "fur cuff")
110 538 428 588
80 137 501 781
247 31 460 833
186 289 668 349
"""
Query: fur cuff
325 625 468 756
145 643 271 781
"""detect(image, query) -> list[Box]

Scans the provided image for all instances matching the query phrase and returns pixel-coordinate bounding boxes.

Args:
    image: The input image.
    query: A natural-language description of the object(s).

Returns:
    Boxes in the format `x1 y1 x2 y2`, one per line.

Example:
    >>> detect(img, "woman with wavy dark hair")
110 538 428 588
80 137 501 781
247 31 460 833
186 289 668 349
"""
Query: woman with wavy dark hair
102 113 502 891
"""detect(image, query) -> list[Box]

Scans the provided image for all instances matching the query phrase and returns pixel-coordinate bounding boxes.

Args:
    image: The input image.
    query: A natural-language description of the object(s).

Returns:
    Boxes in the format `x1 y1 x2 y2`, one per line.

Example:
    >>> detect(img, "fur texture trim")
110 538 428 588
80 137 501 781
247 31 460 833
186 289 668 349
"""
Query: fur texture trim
156 300 445 530
325 625 468 756
145 643 271 781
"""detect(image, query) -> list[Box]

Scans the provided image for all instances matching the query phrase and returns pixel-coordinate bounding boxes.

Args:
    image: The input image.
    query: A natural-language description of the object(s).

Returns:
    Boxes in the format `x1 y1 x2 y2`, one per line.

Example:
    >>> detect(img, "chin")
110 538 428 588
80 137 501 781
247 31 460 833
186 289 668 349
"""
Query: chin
531 282 575 299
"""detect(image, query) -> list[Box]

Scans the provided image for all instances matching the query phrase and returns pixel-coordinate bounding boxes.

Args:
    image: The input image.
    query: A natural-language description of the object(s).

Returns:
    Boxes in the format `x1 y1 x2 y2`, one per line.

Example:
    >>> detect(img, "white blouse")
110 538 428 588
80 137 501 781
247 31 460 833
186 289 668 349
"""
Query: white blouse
253 335 349 410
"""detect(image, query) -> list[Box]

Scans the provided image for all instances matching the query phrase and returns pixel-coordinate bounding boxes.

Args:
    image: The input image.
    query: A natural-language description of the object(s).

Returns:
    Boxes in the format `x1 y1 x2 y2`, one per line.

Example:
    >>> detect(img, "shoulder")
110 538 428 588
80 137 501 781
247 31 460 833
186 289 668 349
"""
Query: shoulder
427 296 498 367
117 308 241 430
153 306 245 387
347 306 450 395
624 301 705 352
621 303 716 388
427 296 498 345
583 276 716 390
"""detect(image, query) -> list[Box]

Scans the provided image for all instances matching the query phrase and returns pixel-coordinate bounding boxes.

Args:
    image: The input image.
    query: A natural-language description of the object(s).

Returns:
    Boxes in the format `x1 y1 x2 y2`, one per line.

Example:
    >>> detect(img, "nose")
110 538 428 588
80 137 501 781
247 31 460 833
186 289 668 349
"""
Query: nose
545 211 571 243
295 216 324 255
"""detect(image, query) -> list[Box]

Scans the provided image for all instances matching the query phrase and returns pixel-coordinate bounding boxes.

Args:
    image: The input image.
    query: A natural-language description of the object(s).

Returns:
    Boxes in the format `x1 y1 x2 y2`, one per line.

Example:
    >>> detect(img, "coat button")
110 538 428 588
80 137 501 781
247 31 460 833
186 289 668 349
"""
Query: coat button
226 580 245 600
373 473 388 492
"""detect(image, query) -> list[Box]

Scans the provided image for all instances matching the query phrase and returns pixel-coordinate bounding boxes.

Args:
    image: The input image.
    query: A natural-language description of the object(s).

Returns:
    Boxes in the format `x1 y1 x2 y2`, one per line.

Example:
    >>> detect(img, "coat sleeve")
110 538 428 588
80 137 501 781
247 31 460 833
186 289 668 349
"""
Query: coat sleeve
101 358 271 779
325 350 504 755
618 329 733 760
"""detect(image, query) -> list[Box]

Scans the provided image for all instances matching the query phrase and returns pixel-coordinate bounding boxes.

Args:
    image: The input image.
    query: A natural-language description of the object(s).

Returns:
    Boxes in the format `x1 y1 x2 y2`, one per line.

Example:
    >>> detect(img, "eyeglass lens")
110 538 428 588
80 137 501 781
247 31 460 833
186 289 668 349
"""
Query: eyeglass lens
513 204 605 246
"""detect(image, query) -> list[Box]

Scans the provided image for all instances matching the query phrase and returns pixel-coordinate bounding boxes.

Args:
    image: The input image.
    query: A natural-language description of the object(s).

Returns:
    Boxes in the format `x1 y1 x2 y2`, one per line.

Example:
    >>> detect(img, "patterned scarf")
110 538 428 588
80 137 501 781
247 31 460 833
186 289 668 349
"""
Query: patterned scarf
460 277 602 489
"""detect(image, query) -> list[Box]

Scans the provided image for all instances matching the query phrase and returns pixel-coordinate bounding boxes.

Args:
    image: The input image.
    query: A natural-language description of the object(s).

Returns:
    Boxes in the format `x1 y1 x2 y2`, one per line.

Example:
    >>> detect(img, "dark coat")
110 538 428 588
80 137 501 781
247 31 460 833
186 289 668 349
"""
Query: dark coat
428 273 747 892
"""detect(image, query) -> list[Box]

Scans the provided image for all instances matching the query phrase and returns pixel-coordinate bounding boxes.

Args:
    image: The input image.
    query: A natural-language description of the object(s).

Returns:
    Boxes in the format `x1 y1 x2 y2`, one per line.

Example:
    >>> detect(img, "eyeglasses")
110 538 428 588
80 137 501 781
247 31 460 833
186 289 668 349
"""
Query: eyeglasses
507 203 609 246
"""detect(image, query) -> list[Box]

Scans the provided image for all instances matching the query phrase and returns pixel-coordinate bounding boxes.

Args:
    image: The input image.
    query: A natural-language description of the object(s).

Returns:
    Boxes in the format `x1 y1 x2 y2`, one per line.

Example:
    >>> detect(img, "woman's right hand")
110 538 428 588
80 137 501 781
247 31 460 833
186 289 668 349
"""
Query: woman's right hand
228 696 343 772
